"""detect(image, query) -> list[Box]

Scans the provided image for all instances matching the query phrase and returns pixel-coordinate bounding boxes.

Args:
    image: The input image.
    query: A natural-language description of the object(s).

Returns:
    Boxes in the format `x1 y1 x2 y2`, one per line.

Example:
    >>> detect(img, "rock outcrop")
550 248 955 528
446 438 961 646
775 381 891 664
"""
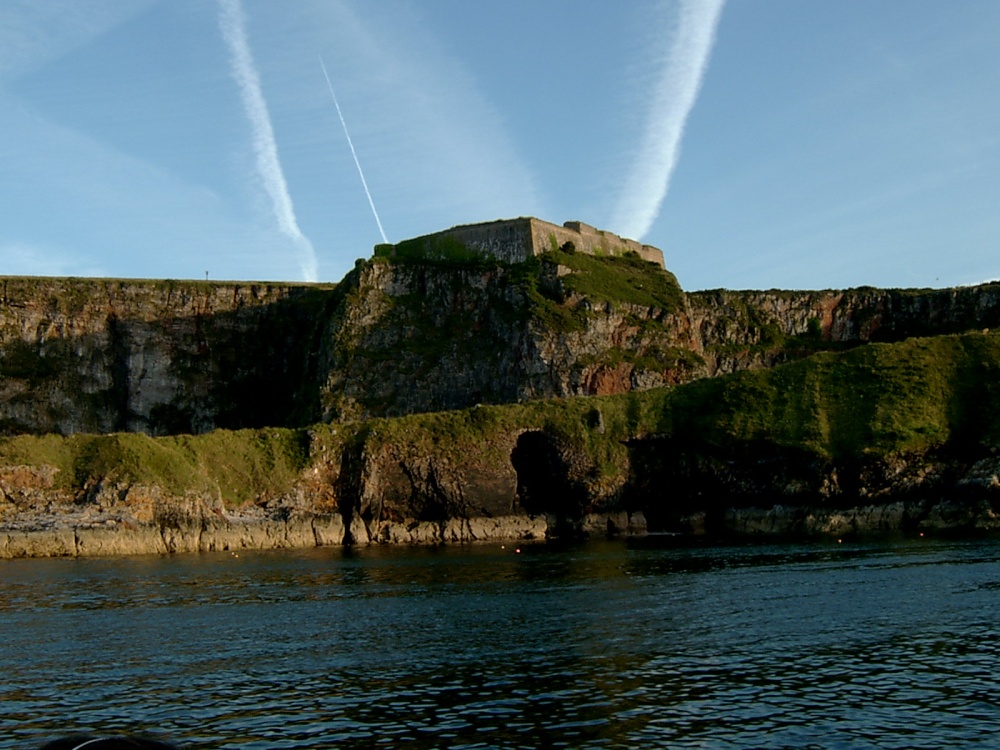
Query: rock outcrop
688 284 1000 376
2 261 998 433
317 255 697 420
0 278 335 435
1 229 999 557
2 328 999 557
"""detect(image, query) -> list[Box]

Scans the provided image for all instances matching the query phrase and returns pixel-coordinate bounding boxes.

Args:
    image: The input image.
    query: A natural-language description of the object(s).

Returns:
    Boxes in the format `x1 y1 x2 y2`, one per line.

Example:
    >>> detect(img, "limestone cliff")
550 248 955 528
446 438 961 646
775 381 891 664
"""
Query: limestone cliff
317 256 1000 420
2 330 1000 558
2 236 1000 557
317 252 697 420
0 277 335 435
2 264 999 433
688 284 1000 376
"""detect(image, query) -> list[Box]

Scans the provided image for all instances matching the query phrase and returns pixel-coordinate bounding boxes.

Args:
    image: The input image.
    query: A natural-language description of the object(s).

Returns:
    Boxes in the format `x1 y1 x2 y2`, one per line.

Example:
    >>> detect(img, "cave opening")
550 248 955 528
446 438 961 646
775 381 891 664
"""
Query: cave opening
510 430 576 519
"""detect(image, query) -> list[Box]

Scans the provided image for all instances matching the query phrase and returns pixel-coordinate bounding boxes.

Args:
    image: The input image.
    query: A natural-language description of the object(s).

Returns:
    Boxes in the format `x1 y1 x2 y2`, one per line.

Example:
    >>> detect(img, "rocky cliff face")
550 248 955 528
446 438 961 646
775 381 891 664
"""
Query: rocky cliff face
317 260 536 420
4 329 1000 558
317 256 698 420
0 277 334 435
2 264 998 435
317 258 1000 420
688 284 1000 376
4 251 1000 558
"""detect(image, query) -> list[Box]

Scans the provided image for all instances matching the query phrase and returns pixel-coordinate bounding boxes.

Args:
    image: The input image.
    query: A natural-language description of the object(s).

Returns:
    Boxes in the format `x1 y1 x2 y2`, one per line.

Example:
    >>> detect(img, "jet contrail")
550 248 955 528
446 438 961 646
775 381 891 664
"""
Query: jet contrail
319 56 389 245
610 0 725 241
217 0 319 282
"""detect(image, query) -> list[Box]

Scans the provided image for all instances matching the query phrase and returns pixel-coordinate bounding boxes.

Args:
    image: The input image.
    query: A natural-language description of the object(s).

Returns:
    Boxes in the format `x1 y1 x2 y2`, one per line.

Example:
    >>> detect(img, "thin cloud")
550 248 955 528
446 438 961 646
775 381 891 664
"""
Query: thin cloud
0 1 153 83
309 2 544 234
217 0 318 281
610 0 725 241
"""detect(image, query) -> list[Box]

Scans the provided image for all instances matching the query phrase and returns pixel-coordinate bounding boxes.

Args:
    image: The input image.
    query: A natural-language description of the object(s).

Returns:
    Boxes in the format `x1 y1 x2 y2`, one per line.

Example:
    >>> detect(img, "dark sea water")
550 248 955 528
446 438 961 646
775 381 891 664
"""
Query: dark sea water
2 536 1000 749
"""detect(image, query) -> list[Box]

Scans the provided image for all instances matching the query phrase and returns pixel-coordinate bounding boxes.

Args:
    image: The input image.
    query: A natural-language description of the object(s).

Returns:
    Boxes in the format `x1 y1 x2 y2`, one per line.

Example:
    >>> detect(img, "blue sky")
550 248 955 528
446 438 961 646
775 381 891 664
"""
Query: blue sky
1 1 998 291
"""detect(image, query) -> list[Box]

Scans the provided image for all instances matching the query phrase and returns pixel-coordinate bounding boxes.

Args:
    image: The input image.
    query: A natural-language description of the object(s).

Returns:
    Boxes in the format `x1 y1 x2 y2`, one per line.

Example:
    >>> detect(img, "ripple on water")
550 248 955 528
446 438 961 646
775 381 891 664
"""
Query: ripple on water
3 540 1000 748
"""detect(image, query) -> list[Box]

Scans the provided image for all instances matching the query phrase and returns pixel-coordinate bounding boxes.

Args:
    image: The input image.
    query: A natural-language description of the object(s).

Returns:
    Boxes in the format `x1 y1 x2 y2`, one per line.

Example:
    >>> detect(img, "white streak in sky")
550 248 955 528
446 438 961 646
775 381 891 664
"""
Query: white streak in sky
611 0 725 240
217 0 318 281
320 55 388 244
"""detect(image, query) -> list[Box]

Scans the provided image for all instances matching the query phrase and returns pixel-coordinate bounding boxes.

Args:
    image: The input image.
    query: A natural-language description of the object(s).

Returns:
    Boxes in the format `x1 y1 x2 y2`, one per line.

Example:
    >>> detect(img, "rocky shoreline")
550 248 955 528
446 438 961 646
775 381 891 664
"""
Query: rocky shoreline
4 487 999 559
0 508 553 559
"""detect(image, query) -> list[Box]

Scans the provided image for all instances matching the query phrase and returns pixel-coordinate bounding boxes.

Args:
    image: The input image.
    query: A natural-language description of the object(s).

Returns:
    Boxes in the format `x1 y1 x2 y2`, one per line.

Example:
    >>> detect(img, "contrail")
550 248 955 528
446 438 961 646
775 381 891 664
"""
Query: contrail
610 0 725 240
320 55 389 245
217 0 319 281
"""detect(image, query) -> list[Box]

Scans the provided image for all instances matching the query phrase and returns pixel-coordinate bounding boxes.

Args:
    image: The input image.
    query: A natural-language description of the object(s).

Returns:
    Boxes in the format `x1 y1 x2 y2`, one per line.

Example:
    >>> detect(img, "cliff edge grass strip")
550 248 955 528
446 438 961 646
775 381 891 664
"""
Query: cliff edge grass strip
660 330 1000 458
540 247 685 313
0 331 998 505
0 428 316 505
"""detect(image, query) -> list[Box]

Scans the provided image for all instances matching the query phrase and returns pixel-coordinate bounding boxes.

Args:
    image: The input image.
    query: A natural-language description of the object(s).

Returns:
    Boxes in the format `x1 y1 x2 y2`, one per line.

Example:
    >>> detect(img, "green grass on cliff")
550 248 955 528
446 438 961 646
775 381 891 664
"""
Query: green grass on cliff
0 427 313 505
1 332 998 508
370 329 1000 468
376 235 493 265
358 391 650 497
540 247 685 313
368 245 684 333
500 250 685 335
657 331 1000 459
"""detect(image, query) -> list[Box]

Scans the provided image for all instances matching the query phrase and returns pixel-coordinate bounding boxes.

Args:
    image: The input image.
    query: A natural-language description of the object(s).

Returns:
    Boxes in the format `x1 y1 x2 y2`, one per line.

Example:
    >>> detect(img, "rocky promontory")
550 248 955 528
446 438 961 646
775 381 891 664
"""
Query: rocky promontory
2 329 999 558
2 219 999 557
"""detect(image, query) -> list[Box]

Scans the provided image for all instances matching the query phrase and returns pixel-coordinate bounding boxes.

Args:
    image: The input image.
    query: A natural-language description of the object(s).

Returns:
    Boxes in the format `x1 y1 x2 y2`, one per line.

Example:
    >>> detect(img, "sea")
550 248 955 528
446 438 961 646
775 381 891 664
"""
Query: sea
1 535 999 749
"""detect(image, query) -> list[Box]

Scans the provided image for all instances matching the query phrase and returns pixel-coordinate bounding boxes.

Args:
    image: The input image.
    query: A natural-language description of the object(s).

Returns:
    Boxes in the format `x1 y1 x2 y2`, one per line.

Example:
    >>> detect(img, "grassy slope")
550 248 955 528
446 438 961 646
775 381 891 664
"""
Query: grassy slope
540 247 685 312
369 248 685 331
0 428 316 505
1 327 997 508
657 331 1000 459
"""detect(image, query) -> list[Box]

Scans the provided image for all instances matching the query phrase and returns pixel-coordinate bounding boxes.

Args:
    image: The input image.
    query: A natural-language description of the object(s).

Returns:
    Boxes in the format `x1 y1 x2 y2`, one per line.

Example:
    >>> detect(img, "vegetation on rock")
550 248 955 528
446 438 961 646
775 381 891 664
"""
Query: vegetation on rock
3 240 1000 553
537 247 684 313
2 330 998 516
657 331 1000 460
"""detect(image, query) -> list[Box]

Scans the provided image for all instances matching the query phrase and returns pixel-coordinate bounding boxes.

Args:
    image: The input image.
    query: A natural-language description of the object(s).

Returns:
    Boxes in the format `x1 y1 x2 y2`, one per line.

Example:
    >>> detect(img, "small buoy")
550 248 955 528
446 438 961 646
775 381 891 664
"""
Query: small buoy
515 548 521 554
837 539 842 544
919 532 924 538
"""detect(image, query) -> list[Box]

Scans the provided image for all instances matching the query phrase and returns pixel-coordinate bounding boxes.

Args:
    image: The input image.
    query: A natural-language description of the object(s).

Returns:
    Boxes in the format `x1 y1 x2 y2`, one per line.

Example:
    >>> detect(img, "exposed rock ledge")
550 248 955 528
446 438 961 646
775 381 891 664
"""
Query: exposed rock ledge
0 511 555 560
5 494 1000 559
5 456 1000 560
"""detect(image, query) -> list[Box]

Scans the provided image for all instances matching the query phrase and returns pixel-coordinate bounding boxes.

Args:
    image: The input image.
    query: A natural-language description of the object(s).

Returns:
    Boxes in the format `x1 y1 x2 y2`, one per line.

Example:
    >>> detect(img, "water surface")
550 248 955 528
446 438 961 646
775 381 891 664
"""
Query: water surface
2 537 999 748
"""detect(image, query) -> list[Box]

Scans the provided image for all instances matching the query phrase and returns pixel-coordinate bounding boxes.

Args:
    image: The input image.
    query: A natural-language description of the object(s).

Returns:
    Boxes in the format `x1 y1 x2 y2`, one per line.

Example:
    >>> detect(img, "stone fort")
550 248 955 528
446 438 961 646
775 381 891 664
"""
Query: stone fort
375 217 665 268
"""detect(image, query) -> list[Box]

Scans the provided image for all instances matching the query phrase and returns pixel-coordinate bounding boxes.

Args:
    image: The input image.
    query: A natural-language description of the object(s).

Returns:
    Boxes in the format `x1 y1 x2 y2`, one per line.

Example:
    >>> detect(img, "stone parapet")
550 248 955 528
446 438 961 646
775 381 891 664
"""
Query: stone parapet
377 217 666 268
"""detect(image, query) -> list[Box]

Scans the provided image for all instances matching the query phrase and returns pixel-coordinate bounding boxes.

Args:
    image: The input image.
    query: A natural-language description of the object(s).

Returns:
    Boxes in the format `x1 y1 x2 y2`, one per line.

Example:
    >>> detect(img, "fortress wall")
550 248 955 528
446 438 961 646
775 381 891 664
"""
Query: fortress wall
396 217 664 266
440 219 536 263
398 217 666 268
528 219 665 267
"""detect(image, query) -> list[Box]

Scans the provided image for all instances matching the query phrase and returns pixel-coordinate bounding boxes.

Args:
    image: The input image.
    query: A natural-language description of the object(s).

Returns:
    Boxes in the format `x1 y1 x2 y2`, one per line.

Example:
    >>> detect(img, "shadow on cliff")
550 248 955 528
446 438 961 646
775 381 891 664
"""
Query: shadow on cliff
0 282 340 436
512 431 581 525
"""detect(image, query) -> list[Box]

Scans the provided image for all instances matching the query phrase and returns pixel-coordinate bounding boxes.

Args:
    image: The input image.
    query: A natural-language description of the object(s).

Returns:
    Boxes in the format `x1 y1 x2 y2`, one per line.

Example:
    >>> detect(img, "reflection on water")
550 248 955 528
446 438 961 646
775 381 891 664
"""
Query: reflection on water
2 538 1000 748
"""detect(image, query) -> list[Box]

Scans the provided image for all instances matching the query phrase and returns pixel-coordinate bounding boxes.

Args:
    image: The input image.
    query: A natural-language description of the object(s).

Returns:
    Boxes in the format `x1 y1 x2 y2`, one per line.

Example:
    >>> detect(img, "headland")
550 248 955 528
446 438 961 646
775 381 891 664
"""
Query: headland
2 218 999 557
